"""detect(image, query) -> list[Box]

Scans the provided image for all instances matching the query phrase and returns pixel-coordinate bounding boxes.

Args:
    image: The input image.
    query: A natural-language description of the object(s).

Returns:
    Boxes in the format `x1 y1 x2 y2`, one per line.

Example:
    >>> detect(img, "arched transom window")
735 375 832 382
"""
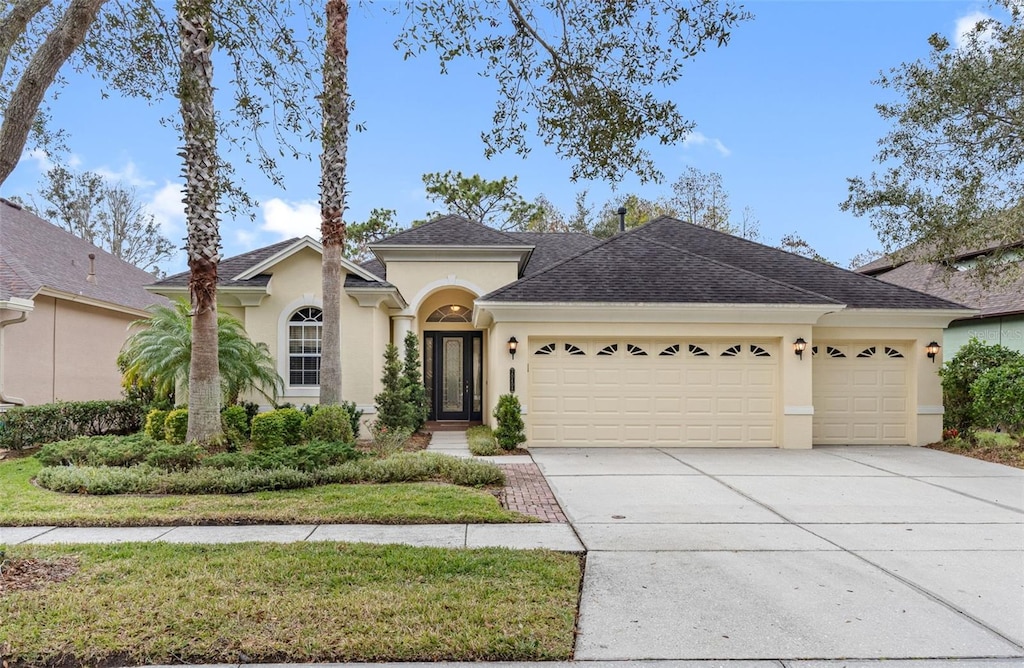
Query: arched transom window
288 307 322 386
426 304 472 322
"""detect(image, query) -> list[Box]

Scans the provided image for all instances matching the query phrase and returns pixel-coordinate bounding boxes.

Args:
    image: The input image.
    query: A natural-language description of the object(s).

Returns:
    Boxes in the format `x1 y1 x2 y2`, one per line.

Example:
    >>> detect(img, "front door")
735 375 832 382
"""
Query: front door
424 331 483 421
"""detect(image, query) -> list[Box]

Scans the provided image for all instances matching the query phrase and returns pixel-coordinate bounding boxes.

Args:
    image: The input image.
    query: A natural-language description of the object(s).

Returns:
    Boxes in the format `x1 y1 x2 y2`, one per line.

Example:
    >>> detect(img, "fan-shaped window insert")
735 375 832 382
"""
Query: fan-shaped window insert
811 346 818 357
535 343 556 355
688 344 710 357
597 344 618 356
426 304 472 322
720 344 742 357
289 307 322 386
827 346 846 358
857 346 876 358
564 343 586 356
885 346 904 358
660 344 680 357
626 344 647 356
750 344 771 358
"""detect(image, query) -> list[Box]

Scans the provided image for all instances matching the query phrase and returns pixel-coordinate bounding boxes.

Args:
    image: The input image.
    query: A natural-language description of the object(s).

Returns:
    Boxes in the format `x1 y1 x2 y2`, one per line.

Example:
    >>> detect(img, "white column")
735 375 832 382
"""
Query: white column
392 315 414 344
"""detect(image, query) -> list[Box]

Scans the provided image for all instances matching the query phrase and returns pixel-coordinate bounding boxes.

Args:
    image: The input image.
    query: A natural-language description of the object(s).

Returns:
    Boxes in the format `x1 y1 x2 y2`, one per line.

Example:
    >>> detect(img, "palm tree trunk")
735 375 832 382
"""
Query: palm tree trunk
319 0 349 406
178 0 222 443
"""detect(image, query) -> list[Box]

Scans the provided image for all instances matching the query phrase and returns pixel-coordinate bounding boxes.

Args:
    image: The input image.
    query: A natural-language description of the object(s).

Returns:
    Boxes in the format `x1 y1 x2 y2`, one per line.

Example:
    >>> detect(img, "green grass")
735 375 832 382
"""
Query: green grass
0 458 530 526
467 425 500 456
0 542 581 665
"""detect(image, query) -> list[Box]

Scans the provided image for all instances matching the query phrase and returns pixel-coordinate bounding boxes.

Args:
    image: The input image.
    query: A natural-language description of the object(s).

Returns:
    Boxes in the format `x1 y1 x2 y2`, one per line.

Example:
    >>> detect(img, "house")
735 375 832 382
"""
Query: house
856 243 1023 355
0 197 167 406
149 215 969 448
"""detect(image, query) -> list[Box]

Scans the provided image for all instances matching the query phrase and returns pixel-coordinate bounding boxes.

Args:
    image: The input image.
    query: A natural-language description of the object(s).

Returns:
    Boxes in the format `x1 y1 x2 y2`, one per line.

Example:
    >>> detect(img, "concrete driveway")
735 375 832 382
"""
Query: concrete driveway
531 446 1024 662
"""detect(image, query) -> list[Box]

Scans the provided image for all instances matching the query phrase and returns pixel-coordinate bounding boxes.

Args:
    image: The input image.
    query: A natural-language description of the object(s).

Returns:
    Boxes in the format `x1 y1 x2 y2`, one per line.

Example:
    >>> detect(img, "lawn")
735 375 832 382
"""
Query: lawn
0 458 529 526
0 542 582 665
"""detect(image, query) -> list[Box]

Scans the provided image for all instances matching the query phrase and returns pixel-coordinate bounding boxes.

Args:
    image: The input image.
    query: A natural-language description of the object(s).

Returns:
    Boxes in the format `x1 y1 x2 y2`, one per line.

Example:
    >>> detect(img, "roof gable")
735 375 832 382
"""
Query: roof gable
373 215 530 247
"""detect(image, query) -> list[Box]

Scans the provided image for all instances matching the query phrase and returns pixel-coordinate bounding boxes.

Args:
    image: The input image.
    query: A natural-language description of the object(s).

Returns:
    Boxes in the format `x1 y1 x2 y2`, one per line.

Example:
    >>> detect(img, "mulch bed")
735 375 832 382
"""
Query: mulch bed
925 442 1024 469
0 556 79 597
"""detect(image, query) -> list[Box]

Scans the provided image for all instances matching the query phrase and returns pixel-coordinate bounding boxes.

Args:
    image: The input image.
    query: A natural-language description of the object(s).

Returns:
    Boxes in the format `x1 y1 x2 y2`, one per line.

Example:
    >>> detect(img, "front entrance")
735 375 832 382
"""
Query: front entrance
424 331 483 421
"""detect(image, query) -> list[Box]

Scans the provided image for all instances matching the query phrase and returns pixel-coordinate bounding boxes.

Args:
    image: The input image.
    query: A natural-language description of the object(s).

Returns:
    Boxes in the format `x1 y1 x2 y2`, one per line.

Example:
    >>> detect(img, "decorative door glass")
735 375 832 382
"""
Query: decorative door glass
472 336 482 413
442 336 464 413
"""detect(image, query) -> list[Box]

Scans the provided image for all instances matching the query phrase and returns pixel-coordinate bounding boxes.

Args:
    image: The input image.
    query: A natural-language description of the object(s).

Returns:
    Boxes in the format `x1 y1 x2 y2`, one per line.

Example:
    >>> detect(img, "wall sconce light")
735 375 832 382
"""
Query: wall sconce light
926 341 940 363
794 337 807 360
508 336 518 359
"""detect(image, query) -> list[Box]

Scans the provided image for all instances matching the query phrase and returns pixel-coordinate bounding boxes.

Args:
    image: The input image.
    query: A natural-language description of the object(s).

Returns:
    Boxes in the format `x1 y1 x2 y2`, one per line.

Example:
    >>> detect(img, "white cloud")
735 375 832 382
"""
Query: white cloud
148 181 186 238
682 131 731 157
95 160 155 188
261 198 320 239
22 148 52 172
954 11 996 50
235 229 259 247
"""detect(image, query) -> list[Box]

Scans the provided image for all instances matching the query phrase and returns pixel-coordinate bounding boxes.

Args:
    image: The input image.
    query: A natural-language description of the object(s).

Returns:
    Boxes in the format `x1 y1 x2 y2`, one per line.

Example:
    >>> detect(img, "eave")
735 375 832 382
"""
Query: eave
147 283 272 307
815 308 976 329
345 286 407 309
36 287 152 318
370 244 535 275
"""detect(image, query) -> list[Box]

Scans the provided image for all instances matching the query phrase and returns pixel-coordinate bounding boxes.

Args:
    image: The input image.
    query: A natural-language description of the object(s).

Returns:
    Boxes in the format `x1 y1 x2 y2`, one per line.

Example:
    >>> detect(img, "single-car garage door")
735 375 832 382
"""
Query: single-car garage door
812 342 910 444
528 339 778 447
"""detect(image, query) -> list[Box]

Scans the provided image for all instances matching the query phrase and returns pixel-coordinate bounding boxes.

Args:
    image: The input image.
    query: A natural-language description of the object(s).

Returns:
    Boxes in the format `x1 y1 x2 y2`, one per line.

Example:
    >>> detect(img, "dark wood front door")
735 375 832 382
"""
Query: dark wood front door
424 331 483 421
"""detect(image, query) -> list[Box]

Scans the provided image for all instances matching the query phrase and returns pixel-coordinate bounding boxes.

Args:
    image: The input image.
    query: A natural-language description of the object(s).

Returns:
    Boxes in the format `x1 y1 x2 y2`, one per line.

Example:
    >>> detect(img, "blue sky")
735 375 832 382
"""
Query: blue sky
1 1 992 275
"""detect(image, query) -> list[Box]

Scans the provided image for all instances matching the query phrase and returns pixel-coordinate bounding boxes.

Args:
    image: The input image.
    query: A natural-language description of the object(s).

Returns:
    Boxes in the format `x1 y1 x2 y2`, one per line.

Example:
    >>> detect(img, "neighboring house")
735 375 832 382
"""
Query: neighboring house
856 243 1022 355
0 197 166 406
149 215 969 448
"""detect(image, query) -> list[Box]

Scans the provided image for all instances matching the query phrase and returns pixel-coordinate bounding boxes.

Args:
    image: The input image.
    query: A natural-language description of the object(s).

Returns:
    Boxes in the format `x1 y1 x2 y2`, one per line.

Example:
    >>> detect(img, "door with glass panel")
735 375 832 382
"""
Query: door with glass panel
424 331 483 421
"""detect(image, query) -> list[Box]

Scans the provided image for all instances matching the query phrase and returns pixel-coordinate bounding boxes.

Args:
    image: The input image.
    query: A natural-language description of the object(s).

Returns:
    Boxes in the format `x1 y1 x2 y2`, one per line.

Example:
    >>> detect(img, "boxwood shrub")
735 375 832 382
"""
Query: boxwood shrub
0 400 145 450
163 408 189 444
144 409 168 441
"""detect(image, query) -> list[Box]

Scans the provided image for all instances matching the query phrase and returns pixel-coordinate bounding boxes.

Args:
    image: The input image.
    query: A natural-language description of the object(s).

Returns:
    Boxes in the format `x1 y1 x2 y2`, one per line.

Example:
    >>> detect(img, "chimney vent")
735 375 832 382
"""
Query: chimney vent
617 206 627 233
86 253 97 284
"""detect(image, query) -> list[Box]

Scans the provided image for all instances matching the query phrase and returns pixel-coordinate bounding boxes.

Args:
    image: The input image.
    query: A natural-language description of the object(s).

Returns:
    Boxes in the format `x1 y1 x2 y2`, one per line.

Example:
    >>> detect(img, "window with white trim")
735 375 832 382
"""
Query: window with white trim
288 307 322 386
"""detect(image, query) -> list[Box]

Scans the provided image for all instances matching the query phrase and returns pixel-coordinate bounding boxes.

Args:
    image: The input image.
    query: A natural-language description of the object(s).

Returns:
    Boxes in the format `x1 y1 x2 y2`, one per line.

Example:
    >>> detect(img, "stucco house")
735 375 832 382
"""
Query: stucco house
856 242 1023 355
149 214 969 449
0 197 166 406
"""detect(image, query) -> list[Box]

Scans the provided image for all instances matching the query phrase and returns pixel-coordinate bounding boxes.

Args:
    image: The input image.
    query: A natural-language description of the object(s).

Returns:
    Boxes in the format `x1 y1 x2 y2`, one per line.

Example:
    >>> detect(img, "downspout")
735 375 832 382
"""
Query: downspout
0 311 28 405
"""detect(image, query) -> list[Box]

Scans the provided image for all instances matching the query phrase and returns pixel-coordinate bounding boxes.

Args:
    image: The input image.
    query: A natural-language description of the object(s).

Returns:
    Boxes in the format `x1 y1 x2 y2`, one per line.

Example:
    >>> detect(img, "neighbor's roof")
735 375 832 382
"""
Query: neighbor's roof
0 197 165 311
483 217 967 310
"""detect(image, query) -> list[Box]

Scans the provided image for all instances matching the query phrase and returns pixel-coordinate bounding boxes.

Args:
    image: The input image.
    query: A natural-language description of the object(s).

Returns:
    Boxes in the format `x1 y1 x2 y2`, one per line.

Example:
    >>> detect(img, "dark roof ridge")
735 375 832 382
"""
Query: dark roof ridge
378 214 529 246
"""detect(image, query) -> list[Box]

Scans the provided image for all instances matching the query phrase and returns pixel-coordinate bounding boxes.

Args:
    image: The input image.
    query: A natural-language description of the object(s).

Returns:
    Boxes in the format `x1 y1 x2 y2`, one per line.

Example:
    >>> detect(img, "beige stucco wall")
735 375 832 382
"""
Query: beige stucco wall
387 260 519 323
1 295 136 405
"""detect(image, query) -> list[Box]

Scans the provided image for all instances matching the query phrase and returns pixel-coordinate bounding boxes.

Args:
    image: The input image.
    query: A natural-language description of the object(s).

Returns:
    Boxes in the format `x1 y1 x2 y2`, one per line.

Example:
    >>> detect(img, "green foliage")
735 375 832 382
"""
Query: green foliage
940 339 1024 431
466 425 500 456
303 406 354 443
220 405 250 448
402 332 429 431
369 422 413 458
119 301 283 406
276 408 306 446
415 171 541 230
970 359 1024 432
144 443 202 472
246 441 361 472
493 394 525 451
163 409 189 445
144 409 168 441
339 400 363 439
973 430 1019 449
250 411 286 451
36 434 156 468
0 400 145 451
375 343 412 430
345 208 400 262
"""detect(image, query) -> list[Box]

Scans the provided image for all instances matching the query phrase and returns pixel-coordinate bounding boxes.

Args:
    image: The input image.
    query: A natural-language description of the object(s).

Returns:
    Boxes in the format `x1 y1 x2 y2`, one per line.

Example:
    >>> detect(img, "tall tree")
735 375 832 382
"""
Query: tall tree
842 1 1024 281
778 232 834 265
346 207 400 262
33 165 174 274
670 166 734 232
591 193 678 239
420 170 540 230
319 0 349 406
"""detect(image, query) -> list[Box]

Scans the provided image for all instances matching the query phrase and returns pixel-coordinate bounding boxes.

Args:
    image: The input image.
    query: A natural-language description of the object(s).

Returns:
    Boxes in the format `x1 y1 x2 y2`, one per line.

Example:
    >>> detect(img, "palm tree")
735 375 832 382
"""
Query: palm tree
120 301 282 407
318 0 349 406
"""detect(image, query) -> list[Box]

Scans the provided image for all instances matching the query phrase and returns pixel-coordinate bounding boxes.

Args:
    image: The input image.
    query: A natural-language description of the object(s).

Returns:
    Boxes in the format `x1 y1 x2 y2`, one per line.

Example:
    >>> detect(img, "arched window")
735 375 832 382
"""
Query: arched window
288 307 322 386
426 304 473 322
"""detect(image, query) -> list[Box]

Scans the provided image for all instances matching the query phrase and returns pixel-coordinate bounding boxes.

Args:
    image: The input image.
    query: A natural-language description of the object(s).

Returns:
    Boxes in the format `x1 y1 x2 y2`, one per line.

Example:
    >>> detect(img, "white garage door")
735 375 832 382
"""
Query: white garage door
812 342 910 445
528 339 779 447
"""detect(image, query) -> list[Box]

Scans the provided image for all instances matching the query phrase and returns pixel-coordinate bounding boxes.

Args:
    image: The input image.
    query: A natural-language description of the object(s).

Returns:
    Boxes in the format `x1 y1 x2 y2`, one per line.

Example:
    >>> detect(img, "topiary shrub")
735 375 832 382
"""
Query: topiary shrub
250 411 286 450
145 443 202 471
303 405 353 443
402 331 428 431
144 409 168 441
940 338 1024 432
221 405 250 449
970 359 1024 433
375 343 413 430
163 408 189 444
340 400 364 439
492 394 525 451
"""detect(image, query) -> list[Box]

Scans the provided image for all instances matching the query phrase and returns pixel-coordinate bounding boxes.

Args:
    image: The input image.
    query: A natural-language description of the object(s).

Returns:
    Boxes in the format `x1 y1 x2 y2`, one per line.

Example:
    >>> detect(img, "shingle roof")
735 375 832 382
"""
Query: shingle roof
0 198 166 311
869 261 1023 318
373 215 529 247
152 237 298 289
482 230 842 305
507 232 601 276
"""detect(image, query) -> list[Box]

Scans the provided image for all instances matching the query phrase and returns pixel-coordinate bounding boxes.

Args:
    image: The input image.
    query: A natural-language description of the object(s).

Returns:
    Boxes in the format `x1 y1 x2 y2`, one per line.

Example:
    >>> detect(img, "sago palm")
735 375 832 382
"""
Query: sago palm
121 300 282 405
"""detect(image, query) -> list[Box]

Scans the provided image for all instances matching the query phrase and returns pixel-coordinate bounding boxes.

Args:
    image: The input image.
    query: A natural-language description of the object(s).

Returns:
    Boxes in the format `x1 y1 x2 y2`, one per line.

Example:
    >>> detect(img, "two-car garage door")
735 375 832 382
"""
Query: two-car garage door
529 339 779 447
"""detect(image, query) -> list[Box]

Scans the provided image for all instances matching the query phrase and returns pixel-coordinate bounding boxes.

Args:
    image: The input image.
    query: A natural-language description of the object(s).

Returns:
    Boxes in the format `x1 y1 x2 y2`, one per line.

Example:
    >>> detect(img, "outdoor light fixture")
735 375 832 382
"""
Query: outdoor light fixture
794 337 807 359
508 336 518 359
926 341 941 363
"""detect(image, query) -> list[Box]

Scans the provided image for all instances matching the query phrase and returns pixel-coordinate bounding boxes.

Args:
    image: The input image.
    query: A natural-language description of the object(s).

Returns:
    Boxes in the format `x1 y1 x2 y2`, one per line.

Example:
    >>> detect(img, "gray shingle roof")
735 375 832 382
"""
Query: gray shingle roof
507 231 600 276
152 237 299 289
0 198 166 311
373 215 529 246
870 261 1022 318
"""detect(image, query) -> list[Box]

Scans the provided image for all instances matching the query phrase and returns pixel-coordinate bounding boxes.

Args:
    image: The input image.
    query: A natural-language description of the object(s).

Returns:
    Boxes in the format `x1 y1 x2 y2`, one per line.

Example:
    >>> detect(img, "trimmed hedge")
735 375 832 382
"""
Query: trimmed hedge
144 409 168 441
302 405 354 443
0 400 145 451
164 408 189 444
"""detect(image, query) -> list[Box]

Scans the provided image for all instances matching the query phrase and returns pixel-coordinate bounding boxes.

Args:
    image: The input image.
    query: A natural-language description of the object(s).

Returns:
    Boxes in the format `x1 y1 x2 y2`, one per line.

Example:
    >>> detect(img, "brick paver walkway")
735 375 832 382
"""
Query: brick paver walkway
498 463 567 523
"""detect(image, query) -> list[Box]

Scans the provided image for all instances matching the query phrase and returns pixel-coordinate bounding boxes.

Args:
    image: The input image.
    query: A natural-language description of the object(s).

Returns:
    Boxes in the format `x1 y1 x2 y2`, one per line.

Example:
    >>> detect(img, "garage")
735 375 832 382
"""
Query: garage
528 339 779 447
812 341 911 444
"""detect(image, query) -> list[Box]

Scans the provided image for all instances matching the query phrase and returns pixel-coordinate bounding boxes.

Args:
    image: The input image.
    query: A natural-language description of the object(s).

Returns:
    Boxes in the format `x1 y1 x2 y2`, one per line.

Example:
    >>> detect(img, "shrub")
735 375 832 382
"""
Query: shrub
248 441 360 471
466 425 500 456
303 405 354 443
221 405 250 448
35 465 159 495
940 339 1024 432
144 409 168 441
402 332 428 431
369 421 412 458
375 343 412 430
36 434 155 467
436 455 506 486
145 443 202 471
163 408 189 444
973 430 1019 449
250 411 286 450
340 400 364 439
200 452 252 470
970 359 1024 433
493 394 525 451
0 400 145 450
277 408 306 446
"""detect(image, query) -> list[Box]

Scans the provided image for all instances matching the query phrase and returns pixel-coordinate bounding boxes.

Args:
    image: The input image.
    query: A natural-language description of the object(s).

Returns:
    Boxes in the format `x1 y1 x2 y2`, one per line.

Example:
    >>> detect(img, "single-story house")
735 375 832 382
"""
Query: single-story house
149 215 970 448
856 242 1023 355
0 197 167 406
